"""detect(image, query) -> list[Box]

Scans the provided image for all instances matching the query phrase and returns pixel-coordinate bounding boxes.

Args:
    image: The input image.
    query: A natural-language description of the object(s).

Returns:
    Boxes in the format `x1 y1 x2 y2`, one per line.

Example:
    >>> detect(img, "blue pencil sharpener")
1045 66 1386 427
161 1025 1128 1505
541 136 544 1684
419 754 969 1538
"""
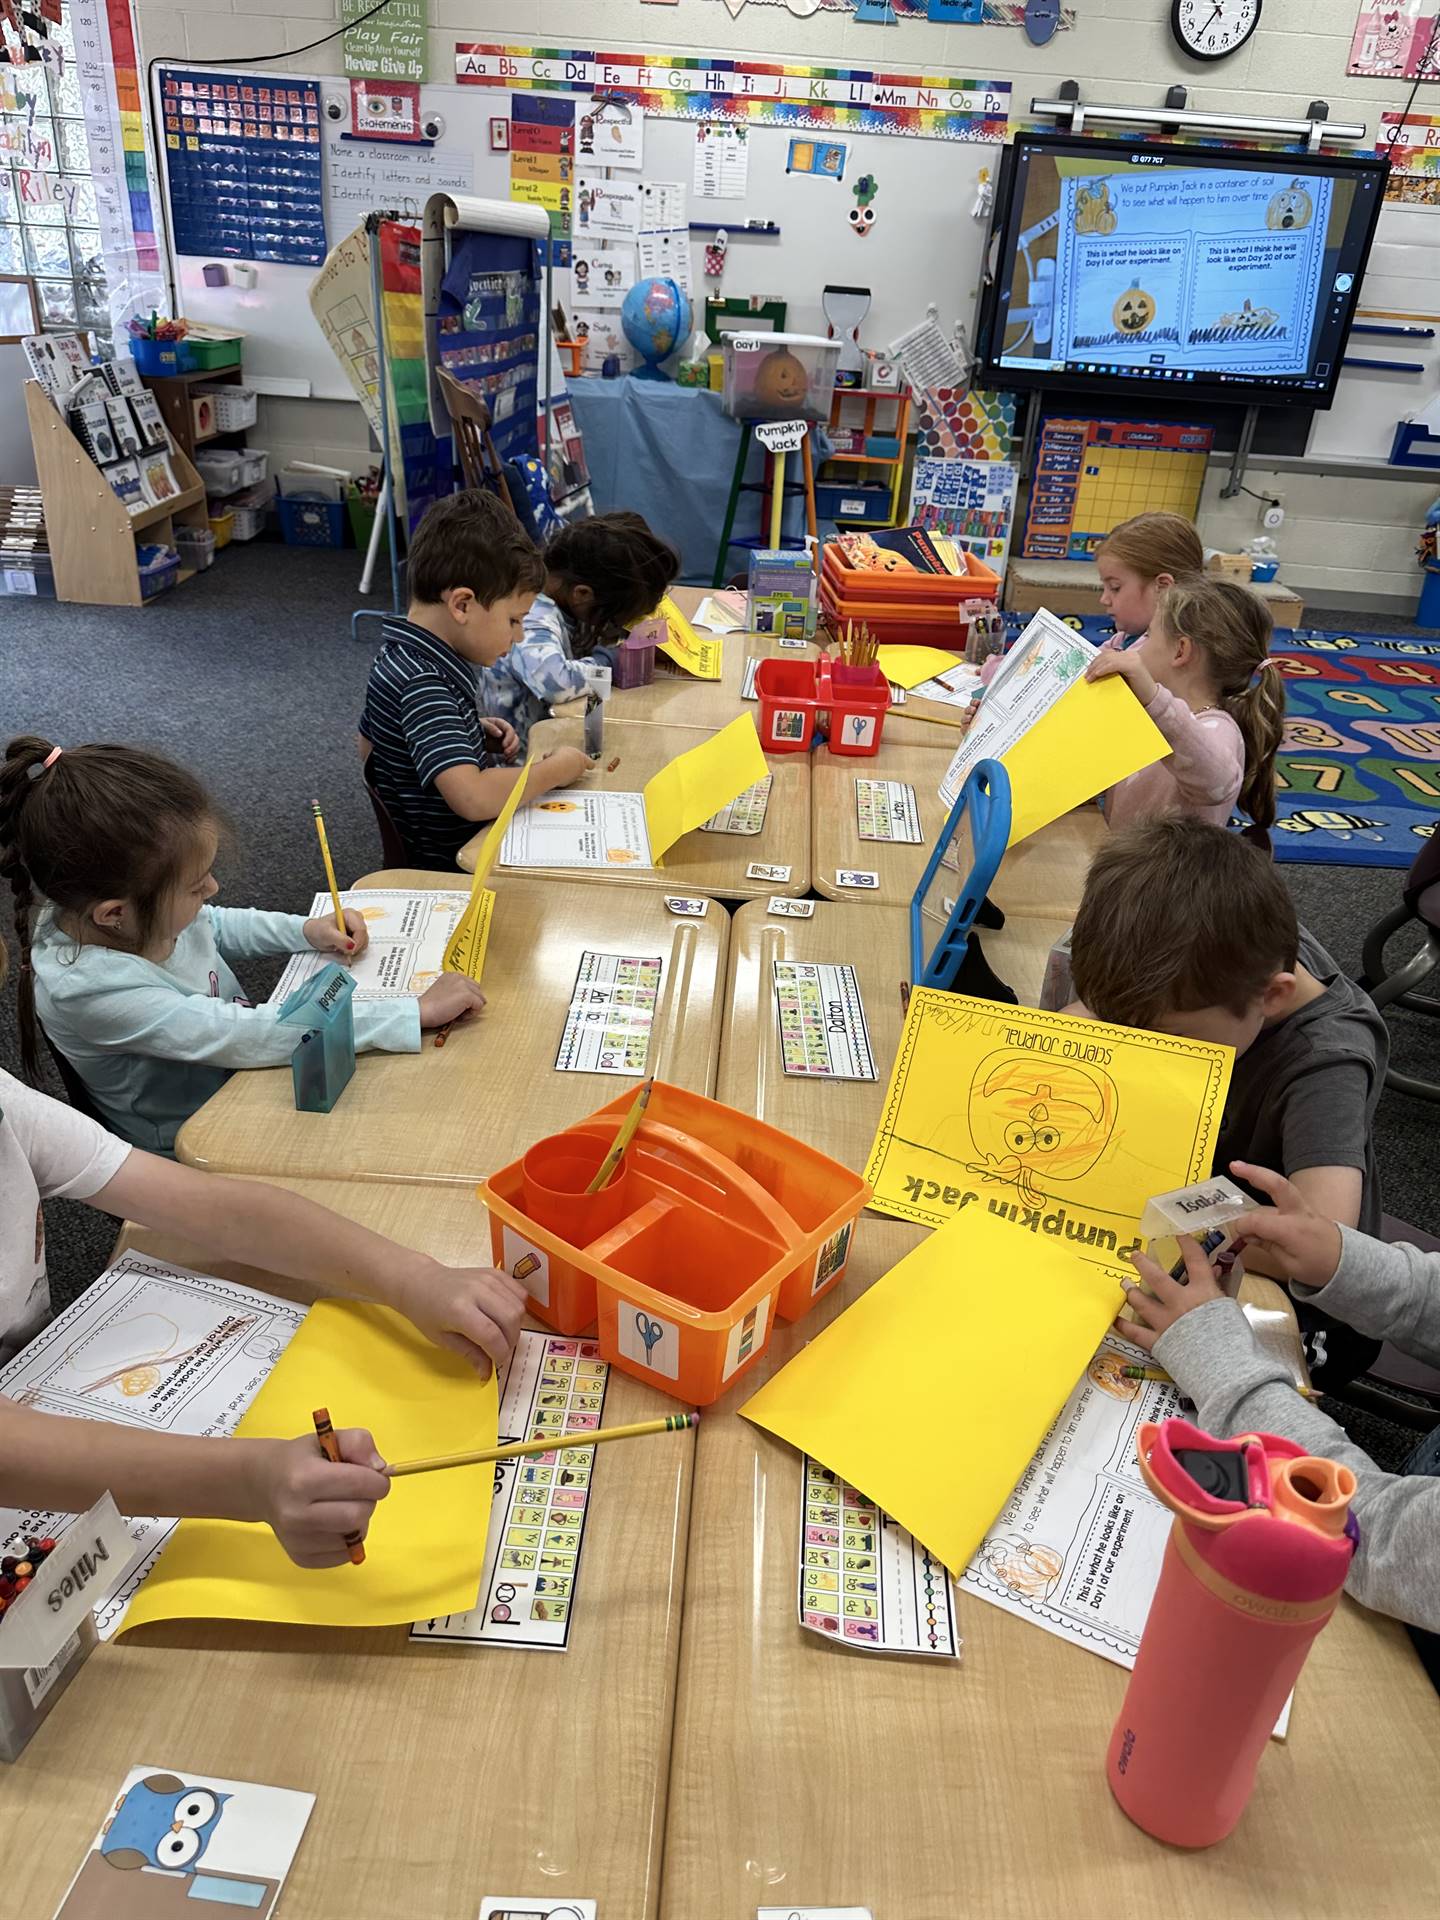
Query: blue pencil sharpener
278 962 356 1113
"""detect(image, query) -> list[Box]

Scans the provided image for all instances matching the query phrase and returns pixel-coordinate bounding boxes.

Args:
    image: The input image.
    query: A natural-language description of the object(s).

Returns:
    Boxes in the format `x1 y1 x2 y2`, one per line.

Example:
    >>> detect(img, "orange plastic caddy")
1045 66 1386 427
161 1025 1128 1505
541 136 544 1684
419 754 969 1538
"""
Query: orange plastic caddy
480 1083 870 1404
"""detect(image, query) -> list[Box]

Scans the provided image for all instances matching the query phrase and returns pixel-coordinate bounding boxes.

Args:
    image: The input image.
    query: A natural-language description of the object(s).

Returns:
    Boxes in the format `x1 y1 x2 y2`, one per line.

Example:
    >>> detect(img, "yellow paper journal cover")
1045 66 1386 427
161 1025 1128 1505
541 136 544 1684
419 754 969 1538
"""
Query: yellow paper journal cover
121 1301 496 1634
741 1206 1125 1574
864 991 1233 1262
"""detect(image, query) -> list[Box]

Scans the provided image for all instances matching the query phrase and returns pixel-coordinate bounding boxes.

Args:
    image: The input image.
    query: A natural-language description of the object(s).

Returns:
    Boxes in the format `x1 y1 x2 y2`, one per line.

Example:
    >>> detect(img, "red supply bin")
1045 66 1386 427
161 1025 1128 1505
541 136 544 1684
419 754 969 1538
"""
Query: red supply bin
755 656 890 756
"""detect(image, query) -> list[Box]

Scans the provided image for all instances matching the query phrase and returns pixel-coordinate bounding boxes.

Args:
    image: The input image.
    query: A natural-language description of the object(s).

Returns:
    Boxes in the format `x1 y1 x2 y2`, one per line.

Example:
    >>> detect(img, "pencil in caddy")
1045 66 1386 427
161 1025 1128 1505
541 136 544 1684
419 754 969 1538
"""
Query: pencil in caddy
479 1083 869 1404
1107 1417 1357 1848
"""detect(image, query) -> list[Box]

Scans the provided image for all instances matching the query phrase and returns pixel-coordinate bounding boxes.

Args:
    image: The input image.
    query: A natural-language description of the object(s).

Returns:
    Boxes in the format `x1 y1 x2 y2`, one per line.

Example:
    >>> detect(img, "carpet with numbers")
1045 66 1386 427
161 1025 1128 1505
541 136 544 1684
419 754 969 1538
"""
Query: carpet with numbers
1024 616 1440 868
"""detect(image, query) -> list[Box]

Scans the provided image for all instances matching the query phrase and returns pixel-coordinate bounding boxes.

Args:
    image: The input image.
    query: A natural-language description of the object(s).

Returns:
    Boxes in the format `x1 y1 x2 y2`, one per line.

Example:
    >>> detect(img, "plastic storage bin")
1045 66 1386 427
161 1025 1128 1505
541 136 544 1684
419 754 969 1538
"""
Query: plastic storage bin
278 497 347 547
754 655 889 756
194 383 257 431
208 509 235 549
815 481 892 525
223 479 275 543
195 447 268 494
136 543 180 599
480 1084 870 1403
723 332 841 423
186 335 242 370
347 488 388 558
175 525 216 571
130 338 181 377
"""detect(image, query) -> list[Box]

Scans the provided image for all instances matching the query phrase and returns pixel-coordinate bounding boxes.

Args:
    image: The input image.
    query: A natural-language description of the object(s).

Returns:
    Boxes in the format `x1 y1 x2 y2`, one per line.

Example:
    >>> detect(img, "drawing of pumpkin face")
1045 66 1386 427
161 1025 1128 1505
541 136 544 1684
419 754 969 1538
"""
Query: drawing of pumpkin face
1266 180 1313 231
969 1051 1120 1188
754 347 809 409
979 1534 1065 1599
1113 282 1155 333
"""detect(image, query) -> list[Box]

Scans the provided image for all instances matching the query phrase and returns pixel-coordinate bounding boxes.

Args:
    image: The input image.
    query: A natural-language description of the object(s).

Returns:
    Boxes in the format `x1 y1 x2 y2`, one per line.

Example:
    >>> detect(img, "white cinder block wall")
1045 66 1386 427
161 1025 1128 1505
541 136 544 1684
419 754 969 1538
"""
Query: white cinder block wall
130 0 1437 610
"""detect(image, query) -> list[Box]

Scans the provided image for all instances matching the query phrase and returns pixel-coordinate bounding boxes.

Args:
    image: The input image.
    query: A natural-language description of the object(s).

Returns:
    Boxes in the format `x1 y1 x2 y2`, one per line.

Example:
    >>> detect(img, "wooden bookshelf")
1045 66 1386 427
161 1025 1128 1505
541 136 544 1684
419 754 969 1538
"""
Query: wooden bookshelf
26 381 209 607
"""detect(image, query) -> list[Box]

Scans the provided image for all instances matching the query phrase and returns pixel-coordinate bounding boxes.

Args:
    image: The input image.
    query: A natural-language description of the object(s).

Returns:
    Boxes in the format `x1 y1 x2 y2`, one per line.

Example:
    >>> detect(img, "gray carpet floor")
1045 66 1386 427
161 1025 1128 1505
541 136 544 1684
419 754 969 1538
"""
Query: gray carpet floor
2 544 1437 1466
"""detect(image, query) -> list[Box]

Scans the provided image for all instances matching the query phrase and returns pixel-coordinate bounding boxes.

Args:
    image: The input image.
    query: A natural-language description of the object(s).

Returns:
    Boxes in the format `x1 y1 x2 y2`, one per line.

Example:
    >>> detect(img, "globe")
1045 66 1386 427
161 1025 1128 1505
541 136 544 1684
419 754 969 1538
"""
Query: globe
620 275 692 382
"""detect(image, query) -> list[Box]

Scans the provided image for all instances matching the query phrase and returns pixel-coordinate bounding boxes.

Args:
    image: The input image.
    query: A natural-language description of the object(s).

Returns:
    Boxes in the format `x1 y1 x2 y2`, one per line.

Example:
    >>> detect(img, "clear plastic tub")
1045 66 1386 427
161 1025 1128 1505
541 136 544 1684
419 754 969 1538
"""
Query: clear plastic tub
194 446 268 493
723 332 841 422
193 384 257 431
175 525 216 571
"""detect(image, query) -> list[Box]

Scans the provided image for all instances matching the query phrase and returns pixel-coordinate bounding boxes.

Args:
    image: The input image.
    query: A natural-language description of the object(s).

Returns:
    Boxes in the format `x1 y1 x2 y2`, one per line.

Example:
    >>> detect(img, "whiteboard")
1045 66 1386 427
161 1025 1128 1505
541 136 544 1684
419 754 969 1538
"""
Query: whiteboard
1308 202 1440 462
163 74 996 405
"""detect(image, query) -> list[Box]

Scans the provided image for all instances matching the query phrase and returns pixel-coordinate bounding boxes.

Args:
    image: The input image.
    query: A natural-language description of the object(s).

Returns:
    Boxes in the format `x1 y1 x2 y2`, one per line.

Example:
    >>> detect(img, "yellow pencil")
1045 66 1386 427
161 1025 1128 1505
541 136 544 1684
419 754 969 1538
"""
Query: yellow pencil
585 1078 653 1194
387 1411 697 1478
311 799 346 938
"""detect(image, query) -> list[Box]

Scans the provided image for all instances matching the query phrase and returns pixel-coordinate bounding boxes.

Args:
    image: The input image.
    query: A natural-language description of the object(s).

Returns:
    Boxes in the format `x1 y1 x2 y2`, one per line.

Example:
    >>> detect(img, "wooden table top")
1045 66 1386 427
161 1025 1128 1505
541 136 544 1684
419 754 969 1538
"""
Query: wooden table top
176 872 728 1184
691 899 1437 1918
0 1182 693 1920
658 1208 1437 1920
458 716 812 900
718 897 1073 1156
590 585 972 748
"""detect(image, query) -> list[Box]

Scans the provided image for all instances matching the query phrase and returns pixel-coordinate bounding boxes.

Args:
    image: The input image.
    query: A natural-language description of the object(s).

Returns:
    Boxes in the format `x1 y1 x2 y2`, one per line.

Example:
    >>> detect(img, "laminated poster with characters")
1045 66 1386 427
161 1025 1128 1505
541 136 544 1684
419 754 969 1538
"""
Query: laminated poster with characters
1011 164 1334 378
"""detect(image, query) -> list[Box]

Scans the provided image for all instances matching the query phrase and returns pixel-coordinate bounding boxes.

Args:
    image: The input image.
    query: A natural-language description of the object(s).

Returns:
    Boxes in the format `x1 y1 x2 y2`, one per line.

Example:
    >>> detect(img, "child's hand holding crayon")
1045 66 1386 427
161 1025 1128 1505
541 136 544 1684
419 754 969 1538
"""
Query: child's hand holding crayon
418 974 486 1032
254 1427 390 1568
304 907 370 960
390 1262 528 1378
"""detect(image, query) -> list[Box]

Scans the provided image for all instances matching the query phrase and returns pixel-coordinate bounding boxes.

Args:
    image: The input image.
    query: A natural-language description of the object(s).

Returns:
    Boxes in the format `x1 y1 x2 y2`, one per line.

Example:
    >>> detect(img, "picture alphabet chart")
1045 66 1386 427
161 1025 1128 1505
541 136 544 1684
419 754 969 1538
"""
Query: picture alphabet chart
773 961 877 1081
799 1456 960 1659
413 1331 610 1653
267 890 470 1003
855 778 922 844
0 1258 302 1638
555 949 665 1075
702 774 773 835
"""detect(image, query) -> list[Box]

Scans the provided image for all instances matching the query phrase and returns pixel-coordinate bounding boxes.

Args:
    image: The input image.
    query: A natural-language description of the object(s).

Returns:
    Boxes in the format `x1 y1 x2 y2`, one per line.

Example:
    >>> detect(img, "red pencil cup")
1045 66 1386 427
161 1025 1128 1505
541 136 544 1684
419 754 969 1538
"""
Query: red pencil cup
520 1134 635 1245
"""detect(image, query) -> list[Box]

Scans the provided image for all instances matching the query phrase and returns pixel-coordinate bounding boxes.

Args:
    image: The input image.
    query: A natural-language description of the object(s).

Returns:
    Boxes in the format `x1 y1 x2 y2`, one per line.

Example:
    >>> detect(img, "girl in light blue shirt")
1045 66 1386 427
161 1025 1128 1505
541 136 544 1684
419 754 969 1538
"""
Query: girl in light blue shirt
1 736 485 1155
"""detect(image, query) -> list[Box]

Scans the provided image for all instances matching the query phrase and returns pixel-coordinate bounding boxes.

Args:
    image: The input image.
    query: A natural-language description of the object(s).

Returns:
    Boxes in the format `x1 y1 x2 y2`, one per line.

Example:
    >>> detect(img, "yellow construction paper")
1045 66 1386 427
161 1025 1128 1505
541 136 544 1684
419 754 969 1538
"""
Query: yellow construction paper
443 754 532 981
656 594 723 680
1003 675 1168 844
741 1206 1125 1573
865 991 1233 1251
877 644 965 691
120 1301 496 1634
642 713 768 864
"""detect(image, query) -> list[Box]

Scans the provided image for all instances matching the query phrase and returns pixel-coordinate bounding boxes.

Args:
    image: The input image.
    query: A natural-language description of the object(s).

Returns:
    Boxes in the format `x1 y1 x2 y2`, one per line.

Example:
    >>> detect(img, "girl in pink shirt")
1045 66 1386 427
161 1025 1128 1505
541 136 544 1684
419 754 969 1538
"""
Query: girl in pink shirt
1086 576 1285 831
1094 509 1205 649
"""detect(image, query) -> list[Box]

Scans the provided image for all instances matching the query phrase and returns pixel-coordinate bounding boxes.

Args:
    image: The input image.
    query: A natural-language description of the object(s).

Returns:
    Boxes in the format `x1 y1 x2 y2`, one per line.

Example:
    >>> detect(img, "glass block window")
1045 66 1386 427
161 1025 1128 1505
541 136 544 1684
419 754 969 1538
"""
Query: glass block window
2 9 110 351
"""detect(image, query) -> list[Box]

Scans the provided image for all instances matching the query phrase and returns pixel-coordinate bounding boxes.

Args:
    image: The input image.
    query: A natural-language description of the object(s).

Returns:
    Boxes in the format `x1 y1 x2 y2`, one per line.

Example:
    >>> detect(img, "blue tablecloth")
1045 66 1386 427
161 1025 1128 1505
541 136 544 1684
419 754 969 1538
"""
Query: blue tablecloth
566 377 815 583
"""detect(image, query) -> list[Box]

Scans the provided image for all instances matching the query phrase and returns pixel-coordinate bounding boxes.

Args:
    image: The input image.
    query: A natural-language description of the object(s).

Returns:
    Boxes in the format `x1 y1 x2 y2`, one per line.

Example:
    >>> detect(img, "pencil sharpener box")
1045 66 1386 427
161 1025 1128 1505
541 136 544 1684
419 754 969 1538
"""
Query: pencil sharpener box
479 1084 869 1404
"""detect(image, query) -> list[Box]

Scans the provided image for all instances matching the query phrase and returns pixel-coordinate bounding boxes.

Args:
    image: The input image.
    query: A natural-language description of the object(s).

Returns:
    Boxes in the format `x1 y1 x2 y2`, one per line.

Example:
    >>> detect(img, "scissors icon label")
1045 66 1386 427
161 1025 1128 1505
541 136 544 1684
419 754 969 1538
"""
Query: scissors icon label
621 1302 679 1378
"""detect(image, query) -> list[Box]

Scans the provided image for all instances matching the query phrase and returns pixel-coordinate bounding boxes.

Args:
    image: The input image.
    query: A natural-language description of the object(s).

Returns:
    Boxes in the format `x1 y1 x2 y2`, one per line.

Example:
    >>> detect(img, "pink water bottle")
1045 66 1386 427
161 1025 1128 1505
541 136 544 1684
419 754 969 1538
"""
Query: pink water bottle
1107 1416 1357 1848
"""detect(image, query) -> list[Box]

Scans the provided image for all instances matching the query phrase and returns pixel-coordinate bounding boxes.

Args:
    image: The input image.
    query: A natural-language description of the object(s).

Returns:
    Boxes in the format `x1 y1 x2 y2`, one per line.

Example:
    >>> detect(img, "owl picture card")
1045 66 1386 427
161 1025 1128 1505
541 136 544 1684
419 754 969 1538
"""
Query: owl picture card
54 1768 314 1920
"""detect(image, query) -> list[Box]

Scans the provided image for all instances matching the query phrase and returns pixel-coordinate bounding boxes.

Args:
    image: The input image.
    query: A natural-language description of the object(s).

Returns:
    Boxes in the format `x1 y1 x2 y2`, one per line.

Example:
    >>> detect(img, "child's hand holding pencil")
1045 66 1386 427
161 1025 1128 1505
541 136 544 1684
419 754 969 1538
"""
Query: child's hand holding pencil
304 907 370 960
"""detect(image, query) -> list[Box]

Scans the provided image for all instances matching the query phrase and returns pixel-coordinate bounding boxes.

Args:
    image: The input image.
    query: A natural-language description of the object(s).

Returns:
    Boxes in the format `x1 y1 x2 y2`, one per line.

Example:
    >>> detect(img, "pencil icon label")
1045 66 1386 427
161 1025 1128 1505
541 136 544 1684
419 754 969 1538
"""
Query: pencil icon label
502 1227 549 1307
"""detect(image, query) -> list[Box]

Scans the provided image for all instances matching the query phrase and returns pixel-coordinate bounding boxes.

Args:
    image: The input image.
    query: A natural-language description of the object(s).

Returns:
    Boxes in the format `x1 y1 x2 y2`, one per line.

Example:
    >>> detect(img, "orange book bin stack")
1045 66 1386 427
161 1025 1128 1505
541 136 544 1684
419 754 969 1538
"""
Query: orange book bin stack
480 1083 870 1405
820 539 1001 650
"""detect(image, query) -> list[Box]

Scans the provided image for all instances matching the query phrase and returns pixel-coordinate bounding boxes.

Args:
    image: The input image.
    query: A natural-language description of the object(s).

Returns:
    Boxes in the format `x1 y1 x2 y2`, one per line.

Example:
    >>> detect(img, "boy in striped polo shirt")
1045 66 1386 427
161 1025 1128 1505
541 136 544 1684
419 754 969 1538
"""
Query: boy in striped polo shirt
359 490 591 868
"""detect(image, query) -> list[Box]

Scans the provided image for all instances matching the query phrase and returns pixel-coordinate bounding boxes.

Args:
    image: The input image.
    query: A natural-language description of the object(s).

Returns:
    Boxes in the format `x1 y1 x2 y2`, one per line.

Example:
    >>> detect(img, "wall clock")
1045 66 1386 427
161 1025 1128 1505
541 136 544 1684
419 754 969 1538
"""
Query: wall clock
1170 0 1261 59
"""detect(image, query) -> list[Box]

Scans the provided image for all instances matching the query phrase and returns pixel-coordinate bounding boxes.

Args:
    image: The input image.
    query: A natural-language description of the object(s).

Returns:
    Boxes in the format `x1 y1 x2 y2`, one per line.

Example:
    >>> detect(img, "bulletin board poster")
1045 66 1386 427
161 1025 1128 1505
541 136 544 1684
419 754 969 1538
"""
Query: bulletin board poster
342 0 426 84
159 69 325 265
1023 418 1213 563
510 92 575 236
1349 0 1440 78
1381 111 1440 205
911 457 1019 572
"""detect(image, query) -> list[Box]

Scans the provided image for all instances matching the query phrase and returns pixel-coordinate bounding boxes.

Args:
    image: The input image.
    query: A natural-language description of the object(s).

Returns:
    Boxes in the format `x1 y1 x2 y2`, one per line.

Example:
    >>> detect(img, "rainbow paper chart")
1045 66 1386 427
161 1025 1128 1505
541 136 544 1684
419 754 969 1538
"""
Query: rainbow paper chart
455 47 1010 143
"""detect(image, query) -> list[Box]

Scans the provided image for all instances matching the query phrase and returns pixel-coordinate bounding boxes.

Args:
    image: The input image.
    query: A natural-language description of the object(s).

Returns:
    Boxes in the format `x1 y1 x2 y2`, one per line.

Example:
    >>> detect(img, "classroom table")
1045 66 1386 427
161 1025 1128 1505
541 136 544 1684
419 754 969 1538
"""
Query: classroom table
671 902 1440 1919
811 745 1110 915
0 1182 694 1920
594 584 972 747
176 872 728 1184
458 717 812 900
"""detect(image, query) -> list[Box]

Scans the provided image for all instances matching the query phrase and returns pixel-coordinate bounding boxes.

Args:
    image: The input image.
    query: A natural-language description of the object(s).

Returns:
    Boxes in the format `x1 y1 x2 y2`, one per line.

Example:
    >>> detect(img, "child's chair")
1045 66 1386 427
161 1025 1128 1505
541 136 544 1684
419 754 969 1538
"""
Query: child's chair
360 750 413 870
436 368 514 510
1357 827 1440 1103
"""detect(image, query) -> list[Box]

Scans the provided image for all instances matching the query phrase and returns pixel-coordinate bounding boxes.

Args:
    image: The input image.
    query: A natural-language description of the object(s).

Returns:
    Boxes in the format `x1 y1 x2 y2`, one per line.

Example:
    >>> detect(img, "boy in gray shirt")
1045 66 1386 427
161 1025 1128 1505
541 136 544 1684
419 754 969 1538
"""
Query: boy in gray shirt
1119 1161 1440 1662
1070 818 1388 1387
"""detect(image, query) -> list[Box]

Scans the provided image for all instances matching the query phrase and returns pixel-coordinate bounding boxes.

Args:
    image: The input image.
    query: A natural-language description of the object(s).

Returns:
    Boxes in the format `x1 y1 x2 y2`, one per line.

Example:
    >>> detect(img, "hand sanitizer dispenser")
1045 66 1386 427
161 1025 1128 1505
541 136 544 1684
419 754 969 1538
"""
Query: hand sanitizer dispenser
278 962 356 1113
